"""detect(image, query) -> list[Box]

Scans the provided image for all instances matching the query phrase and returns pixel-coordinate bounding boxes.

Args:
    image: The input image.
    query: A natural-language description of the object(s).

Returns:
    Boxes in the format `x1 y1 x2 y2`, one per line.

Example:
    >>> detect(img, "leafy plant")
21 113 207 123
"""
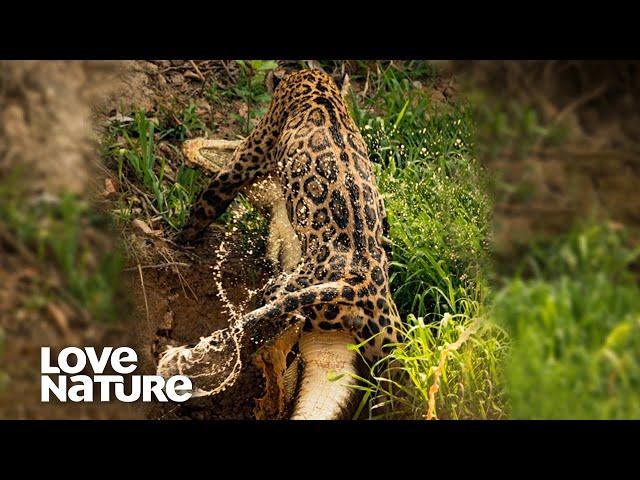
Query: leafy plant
353 312 508 420
157 103 208 142
351 66 490 319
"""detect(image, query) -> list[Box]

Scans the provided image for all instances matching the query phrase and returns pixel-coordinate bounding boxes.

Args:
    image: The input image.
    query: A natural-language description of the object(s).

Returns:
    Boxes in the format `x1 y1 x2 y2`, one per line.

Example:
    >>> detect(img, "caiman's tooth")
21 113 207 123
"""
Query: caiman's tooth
291 330 358 420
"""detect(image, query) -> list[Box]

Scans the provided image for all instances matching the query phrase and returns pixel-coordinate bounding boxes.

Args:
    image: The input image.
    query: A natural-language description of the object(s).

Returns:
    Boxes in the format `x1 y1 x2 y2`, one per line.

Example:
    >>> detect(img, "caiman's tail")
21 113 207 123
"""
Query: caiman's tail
290 330 359 420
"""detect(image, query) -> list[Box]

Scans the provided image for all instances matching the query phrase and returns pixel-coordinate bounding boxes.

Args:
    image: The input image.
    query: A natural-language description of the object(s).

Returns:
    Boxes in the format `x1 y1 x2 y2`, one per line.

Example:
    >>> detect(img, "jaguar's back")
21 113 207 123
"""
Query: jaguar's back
268 70 399 359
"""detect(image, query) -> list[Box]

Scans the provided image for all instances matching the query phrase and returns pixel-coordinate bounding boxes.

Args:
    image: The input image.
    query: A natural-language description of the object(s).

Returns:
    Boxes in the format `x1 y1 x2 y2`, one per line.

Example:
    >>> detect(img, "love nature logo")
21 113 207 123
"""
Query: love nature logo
41 347 192 403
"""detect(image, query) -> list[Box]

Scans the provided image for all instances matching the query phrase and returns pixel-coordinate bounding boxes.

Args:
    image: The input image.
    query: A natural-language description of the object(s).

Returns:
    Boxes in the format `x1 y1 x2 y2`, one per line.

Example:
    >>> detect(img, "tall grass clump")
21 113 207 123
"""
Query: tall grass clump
352 313 508 419
348 63 504 419
351 65 490 319
492 223 640 419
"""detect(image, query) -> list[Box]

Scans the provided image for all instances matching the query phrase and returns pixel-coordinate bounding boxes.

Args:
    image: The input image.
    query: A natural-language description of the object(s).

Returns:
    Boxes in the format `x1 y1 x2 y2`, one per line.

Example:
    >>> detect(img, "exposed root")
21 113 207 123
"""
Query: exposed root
137 262 150 327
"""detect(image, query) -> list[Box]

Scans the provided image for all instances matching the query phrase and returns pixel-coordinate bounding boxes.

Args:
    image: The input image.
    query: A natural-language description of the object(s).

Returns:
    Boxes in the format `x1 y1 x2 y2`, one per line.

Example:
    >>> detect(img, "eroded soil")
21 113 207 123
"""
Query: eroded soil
0 61 141 419
127 227 272 419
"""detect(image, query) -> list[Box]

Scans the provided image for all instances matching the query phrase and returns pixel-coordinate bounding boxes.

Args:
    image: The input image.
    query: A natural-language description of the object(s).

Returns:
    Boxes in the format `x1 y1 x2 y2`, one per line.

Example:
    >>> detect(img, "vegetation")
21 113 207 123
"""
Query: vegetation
492 223 640 419
472 90 571 163
347 63 640 421
0 170 124 323
105 110 207 230
344 62 503 419
103 60 281 233
6 60 636 418
351 314 508 419
350 68 489 318
206 60 278 134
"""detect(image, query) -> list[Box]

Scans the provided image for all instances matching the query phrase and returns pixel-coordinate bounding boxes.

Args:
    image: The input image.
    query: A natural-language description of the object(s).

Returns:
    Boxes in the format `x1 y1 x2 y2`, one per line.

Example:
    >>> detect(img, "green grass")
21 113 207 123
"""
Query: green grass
168 61 502 419
104 72 276 232
352 313 508 420
346 63 502 419
491 223 640 419
351 66 490 319
0 170 124 323
156 103 208 142
350 64 640 420
106 110 207 230
96 61 640 420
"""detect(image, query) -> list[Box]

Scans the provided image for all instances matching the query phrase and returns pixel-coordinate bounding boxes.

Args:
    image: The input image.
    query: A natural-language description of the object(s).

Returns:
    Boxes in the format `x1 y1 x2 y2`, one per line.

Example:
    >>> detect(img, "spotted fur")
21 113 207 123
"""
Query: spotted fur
177 69 400 361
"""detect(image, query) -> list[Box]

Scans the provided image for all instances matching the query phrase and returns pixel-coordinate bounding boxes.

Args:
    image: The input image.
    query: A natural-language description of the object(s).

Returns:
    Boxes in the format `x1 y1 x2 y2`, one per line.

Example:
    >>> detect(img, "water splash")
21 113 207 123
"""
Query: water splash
158 140 302 397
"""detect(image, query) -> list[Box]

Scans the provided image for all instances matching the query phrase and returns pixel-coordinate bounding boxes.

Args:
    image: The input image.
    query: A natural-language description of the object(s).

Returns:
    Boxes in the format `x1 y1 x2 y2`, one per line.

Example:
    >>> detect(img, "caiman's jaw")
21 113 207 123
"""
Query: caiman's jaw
291 330 358 420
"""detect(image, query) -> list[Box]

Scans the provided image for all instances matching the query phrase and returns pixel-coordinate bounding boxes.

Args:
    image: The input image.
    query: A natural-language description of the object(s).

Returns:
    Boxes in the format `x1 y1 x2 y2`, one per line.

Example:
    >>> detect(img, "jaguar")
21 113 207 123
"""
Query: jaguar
168 68 402 419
